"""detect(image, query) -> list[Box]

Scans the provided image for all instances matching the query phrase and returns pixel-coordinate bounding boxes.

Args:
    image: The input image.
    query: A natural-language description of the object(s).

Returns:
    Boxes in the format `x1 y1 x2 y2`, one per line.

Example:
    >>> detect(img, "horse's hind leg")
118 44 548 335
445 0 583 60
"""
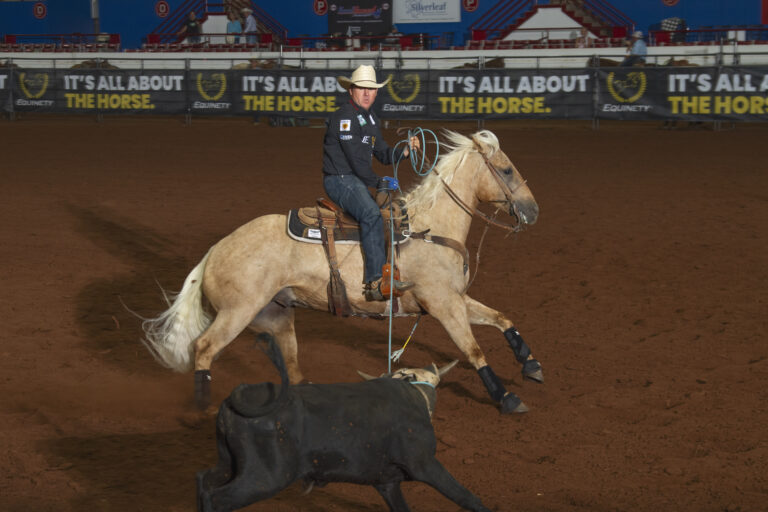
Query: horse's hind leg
248 300 304 384
464 295 543 383
193 306 262 409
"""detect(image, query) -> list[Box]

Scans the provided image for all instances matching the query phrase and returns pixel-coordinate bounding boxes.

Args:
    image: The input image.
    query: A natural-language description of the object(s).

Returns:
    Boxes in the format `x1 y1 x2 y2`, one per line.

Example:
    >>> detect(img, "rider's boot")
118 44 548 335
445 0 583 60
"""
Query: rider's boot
364 277 414 302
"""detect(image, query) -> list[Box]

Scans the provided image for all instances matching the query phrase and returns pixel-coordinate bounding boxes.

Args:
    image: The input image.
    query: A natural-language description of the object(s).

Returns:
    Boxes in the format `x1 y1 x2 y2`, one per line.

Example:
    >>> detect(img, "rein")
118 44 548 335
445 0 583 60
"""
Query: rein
423 143 526 234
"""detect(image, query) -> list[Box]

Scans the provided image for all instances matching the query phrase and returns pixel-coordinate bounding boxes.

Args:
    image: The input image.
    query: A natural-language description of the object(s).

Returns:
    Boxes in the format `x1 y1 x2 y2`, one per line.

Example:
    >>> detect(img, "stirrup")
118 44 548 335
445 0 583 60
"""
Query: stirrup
363 278 414 302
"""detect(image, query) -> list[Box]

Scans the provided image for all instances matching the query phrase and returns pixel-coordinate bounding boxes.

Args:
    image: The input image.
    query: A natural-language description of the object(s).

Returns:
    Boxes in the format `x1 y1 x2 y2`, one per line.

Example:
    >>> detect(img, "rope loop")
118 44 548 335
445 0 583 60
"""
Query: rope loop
391 126 440 186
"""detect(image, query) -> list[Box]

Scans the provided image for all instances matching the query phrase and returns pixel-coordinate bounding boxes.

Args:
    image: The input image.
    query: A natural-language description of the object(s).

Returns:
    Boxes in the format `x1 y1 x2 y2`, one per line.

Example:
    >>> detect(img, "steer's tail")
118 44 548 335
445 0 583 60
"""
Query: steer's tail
141 249 213 373
228 333 291 418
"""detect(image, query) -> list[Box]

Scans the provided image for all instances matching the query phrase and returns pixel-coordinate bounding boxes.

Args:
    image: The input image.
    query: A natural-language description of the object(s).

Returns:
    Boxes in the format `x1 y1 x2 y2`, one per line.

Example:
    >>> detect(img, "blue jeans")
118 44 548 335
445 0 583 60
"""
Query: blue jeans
323 174 384 283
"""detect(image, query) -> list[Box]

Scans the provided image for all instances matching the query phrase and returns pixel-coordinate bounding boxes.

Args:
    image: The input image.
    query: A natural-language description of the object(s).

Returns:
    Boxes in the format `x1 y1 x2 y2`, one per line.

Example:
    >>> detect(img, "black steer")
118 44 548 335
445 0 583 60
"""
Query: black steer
197 334 491 512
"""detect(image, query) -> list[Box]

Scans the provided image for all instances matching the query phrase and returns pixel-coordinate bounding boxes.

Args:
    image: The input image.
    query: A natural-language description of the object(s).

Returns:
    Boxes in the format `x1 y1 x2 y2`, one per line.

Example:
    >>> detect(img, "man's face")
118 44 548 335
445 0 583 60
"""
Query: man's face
350 86 377 110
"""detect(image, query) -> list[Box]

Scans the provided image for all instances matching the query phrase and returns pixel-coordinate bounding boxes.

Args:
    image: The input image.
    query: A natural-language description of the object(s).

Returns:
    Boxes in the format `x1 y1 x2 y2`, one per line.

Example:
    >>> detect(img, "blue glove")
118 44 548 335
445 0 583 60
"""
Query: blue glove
380 176 399 191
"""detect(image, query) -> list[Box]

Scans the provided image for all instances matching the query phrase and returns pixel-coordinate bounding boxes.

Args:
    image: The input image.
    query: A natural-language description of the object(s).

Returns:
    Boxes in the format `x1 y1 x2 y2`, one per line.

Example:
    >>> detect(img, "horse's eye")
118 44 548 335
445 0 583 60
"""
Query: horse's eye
503 168 512 175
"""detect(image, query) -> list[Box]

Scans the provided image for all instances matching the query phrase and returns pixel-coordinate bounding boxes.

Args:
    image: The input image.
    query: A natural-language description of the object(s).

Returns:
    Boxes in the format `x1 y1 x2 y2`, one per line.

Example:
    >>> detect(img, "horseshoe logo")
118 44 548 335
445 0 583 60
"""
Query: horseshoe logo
19 72 49 99
386 73 421 103
606 71 647 103
196 72 226 101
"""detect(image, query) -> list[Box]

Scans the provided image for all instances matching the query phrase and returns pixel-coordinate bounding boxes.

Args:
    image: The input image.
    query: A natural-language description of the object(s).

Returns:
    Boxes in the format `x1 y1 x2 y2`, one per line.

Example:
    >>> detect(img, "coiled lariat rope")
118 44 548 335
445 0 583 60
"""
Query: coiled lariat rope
384 127 440 372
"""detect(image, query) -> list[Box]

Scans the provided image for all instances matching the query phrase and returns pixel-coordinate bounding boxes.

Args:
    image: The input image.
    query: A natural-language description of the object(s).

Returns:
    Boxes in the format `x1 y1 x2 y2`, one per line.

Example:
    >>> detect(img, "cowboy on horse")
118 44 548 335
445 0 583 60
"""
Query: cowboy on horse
321 64 420 301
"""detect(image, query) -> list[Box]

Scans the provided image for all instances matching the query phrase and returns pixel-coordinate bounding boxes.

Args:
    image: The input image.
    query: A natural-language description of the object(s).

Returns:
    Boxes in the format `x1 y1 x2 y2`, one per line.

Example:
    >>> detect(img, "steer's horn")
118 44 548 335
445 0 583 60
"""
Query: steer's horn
438 360 459 377
357 370 378 381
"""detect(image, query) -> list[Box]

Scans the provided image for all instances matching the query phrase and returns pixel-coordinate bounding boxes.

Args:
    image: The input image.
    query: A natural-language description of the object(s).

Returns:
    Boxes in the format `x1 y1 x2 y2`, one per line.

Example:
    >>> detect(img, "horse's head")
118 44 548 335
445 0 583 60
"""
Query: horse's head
471 131 539 227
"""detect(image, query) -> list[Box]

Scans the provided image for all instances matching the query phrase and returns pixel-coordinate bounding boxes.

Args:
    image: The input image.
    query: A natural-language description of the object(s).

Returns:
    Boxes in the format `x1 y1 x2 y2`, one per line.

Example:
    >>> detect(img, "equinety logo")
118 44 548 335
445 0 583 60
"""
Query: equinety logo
16 72 54 107
603 70 651 113
382 73 425 113
194 72 231 109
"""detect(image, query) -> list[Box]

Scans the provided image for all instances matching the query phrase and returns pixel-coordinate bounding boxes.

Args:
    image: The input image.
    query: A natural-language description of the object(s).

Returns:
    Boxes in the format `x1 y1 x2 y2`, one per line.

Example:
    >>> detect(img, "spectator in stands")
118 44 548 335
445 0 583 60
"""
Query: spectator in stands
177 11 202 44
385 25 403 46
243 7 258 45
226 11 242 44
621 30 647 66
575 27 592 48
321 65 419 301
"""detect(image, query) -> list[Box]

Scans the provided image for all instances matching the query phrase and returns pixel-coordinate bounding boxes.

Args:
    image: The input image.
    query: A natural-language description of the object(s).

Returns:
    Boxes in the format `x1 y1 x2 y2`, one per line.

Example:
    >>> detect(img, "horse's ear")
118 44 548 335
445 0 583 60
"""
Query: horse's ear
470 133 492 156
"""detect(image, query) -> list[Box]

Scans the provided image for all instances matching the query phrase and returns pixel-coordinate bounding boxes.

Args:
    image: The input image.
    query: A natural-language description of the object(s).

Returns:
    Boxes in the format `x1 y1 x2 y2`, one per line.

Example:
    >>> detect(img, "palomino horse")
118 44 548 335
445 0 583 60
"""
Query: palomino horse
142 130 542 414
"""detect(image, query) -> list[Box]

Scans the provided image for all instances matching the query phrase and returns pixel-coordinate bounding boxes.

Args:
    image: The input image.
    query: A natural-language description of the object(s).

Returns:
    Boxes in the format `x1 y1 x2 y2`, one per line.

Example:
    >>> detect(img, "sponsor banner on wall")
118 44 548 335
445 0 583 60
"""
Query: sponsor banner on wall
393 0 461 24
12 69 56 112
191 71 236 114
10 69 187 114
597 67 768 121
428 68 594 119
0 71 10 112
235 69 347 116
6 66 768 122
328 1 392 36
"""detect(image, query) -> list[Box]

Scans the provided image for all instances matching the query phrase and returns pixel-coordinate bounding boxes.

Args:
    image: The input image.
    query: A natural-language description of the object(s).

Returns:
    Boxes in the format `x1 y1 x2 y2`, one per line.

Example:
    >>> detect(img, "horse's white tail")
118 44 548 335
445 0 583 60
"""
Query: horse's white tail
141 249 213 372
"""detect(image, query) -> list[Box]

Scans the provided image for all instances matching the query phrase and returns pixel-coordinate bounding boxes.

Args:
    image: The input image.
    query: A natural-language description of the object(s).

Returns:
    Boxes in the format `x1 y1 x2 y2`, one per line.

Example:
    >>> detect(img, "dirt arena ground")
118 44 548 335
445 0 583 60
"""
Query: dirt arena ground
1 115 766 512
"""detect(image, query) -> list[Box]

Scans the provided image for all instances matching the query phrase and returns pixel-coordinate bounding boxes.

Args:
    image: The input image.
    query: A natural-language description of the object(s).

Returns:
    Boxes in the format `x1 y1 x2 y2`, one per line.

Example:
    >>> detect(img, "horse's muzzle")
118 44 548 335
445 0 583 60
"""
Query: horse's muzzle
511 200 539 226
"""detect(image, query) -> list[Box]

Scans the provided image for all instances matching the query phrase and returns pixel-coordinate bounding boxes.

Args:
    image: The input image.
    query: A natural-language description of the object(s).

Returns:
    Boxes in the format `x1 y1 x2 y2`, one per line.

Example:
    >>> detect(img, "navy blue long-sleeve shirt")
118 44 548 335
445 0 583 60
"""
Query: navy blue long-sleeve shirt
322 99 404 188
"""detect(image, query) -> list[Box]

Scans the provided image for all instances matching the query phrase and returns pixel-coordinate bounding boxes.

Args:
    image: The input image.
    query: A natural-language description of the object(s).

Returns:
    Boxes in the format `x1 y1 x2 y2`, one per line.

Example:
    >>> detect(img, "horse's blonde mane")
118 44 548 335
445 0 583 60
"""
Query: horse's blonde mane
405 130 500 217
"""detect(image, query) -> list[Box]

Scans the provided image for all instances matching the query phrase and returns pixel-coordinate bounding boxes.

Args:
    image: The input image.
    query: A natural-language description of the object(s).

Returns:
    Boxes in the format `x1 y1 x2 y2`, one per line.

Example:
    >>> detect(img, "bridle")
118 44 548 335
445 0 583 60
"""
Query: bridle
434 142 528 233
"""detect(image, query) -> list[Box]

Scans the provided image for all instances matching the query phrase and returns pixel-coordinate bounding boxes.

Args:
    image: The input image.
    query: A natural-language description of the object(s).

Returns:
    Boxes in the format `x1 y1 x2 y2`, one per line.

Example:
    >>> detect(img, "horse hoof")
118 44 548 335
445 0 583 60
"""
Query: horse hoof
500 393 529 414
194 369 212 410
522 359 543 384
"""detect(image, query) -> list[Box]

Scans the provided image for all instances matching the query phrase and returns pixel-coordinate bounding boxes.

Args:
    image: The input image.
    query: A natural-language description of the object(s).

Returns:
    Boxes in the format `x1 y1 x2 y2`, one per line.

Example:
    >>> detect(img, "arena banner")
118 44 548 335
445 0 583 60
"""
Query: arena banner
5 66 768 122
426 69 594 119
393 0 461 24
190 70 237 114
9 68 188 114
234 68 594 120
0 70 10 112
235 69 347 117
597 67 768 121
328 1 393 36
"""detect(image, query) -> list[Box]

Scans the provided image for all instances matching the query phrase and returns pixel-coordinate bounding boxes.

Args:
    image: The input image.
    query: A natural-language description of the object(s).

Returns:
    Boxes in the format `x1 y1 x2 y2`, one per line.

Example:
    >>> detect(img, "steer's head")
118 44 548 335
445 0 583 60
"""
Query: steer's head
357 360 459 387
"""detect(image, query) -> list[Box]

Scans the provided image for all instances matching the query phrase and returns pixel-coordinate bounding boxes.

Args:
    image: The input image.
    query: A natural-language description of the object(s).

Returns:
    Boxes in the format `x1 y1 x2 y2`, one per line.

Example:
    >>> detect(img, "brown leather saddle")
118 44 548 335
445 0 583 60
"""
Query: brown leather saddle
287 197 410 244
286 197 410 317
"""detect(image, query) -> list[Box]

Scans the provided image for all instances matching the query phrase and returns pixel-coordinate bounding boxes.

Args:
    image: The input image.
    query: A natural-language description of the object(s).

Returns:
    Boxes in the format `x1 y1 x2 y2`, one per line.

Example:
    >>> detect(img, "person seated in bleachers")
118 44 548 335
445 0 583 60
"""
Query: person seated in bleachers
621 30 647 66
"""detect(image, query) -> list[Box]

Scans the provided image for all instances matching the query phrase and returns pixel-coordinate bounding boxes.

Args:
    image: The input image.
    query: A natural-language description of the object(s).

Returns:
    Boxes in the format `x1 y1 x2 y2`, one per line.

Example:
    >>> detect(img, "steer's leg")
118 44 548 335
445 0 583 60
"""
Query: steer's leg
409 459 491 512
416 288 527 414
248 300 304 384
464 295 543 383
207 441 294 511
373 482 411 512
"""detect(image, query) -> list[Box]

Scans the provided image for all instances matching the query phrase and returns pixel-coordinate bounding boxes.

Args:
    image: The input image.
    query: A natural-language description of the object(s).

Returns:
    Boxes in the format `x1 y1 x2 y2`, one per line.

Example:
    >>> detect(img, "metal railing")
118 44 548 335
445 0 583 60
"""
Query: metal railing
3 44 766 71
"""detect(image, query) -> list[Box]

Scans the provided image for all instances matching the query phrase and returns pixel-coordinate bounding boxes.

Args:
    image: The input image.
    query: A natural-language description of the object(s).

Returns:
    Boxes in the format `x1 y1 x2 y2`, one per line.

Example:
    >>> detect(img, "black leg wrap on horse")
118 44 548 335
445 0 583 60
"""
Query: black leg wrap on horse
504 327 531 364
194 370 212 410
500 392 526 414
477 365 506 403
522 358 542 376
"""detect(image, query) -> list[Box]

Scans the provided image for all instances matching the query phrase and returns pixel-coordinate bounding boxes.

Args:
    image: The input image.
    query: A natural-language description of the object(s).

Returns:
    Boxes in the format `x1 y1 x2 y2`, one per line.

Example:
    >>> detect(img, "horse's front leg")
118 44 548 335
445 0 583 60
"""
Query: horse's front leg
463 296 543 384
418 289 528 414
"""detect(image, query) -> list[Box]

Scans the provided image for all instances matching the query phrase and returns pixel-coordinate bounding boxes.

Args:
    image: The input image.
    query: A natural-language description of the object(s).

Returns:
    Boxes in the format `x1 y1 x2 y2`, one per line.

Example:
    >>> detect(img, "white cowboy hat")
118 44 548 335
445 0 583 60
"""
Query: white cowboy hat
241 7 253 13
337 65 390 90
632 30 643 38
